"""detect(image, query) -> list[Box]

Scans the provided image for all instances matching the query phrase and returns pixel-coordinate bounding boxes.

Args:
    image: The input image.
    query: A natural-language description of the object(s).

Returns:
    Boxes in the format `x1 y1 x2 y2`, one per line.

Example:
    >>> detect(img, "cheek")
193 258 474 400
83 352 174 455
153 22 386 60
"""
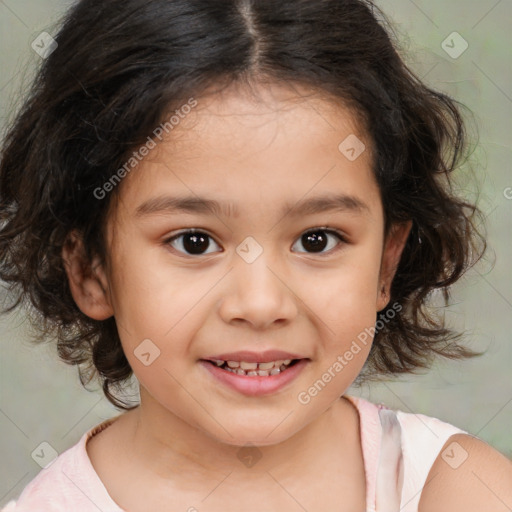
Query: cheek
108 244 178 324
298 249 381 381
309 254 381 331
107 247 219 360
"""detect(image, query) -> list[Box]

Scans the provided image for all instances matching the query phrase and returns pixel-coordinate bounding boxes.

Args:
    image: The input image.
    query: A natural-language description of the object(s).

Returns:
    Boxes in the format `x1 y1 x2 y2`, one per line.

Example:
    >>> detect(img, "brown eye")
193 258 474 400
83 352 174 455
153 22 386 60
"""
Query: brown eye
292 229 345 254
166 230 221 256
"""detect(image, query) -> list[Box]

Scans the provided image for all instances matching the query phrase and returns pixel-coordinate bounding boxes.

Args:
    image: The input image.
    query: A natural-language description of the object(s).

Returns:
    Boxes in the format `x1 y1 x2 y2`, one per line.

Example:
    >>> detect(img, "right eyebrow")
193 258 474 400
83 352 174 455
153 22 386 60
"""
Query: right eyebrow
135 195 240 218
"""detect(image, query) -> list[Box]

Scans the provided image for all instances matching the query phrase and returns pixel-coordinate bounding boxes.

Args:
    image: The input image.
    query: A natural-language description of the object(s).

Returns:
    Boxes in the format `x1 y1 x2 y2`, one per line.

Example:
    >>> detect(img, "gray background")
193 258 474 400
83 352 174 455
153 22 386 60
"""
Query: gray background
1 0 511 506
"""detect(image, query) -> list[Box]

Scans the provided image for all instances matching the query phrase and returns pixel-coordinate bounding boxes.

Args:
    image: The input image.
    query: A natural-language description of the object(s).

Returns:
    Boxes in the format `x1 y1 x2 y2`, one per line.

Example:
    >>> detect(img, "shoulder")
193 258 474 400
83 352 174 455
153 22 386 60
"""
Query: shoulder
7 417 122 511
4 446 79 511
418 433 512 512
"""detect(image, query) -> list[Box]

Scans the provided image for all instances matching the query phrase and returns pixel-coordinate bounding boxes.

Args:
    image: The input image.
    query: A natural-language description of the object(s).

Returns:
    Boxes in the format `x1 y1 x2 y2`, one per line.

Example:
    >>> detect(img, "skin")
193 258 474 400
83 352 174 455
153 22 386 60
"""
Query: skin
419 434 512 512
63 81 511 511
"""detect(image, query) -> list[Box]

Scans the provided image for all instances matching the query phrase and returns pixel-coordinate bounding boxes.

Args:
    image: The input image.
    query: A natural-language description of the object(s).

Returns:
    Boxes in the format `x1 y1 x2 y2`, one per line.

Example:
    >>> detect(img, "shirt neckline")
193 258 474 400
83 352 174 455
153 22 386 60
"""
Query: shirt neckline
79 395 380 511
344 395 383 512
77 415 126 511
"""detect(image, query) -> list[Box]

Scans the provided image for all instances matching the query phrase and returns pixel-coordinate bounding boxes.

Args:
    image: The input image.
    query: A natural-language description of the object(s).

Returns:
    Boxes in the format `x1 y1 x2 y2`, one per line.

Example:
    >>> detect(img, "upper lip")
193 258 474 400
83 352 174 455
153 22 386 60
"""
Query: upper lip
203 350 307 363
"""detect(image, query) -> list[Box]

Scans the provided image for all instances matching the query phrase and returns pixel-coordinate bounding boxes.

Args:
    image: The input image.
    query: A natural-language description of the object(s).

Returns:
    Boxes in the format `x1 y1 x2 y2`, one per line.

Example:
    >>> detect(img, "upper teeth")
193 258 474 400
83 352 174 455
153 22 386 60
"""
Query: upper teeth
215 359 292 370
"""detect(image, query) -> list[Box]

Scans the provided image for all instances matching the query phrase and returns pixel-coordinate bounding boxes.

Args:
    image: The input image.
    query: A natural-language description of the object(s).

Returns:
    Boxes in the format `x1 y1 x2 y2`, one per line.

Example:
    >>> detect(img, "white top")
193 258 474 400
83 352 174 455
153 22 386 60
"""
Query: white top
2 396 471 511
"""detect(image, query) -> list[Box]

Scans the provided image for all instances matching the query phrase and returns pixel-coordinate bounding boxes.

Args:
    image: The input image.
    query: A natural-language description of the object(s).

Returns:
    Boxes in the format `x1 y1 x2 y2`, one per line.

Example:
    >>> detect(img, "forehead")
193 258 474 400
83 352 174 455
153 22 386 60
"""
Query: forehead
169 81 366 155
113 81 379 221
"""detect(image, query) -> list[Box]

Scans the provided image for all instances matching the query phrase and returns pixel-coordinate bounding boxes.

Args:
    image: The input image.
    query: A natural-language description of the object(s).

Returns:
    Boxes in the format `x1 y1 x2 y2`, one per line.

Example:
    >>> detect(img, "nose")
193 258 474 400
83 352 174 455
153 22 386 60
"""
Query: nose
218 251 299 330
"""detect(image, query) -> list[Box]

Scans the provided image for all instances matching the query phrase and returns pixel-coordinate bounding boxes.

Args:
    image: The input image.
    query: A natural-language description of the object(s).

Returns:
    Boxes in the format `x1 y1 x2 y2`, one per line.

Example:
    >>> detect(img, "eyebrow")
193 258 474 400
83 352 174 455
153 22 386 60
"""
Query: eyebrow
135 193 370 218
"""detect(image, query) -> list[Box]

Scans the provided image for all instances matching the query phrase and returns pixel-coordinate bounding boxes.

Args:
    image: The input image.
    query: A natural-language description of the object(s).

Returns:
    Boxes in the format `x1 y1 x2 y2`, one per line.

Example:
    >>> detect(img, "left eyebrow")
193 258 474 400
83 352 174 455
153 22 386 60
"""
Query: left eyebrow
135 193 370 218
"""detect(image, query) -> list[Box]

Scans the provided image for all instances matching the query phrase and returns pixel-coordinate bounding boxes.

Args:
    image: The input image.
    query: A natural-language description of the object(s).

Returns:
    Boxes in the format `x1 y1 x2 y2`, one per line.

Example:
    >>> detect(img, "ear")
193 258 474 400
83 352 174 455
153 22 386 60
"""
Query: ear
376 220 413 312
61 230 114 320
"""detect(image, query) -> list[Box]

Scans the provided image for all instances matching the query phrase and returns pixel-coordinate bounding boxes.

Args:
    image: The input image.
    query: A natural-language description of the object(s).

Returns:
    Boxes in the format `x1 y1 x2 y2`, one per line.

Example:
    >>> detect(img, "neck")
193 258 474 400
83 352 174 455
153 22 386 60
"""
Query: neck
124 390 361 485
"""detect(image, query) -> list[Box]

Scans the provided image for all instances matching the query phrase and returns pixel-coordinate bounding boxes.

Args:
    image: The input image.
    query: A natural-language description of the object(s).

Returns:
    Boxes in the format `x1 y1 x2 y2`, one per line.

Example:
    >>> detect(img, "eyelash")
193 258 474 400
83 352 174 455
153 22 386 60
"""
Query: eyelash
163 227 348 257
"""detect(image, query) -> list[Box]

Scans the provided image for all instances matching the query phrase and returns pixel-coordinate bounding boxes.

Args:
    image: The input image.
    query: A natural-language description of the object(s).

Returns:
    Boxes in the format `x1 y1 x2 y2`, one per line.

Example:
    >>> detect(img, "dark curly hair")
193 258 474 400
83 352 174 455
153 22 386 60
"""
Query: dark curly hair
0 0 486 410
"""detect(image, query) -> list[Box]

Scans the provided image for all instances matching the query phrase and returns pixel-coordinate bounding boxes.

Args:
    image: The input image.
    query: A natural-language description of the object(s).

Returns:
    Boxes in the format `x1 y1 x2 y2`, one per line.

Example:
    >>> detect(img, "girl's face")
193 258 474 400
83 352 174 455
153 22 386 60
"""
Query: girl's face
80 83 410 446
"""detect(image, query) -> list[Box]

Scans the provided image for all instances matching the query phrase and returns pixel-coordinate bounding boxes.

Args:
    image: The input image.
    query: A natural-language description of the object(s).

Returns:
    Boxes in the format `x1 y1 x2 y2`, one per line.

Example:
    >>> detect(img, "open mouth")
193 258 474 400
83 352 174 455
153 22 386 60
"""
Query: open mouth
203 358 301 377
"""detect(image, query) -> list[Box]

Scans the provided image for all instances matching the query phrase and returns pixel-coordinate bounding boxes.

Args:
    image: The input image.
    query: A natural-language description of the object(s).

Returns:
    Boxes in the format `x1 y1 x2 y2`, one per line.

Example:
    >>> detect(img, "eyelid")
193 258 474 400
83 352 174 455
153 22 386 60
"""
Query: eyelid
302 226 348 241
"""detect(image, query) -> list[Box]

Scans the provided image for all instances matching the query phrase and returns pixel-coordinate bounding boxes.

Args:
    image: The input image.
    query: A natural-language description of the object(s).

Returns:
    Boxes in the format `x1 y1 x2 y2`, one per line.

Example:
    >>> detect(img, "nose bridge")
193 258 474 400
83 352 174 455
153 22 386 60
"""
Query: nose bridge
236 243 279 291
235 237 284 298
219 236 297 328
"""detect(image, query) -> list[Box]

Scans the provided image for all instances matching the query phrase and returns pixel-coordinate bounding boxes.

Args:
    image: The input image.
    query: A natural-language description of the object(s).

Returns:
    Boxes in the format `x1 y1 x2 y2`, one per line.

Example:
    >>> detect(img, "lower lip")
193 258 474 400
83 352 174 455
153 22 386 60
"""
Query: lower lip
200 359 309 397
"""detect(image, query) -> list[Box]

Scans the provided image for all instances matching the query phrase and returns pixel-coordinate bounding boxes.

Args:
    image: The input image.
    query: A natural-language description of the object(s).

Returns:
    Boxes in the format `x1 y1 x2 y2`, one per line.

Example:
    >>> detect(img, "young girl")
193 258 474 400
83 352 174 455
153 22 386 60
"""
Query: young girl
1 0 511 510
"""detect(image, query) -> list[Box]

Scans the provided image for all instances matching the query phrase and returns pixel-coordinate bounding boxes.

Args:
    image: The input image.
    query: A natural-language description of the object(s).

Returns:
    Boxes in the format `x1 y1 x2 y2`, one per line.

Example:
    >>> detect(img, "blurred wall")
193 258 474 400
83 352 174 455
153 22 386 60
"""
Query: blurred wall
1 0 511 506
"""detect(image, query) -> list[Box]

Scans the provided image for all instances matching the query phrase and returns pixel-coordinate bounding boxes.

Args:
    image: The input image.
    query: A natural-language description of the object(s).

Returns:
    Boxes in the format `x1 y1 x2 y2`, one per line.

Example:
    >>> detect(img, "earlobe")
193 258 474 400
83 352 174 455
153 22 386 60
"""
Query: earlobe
61 231 114 320
376 220 413 311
